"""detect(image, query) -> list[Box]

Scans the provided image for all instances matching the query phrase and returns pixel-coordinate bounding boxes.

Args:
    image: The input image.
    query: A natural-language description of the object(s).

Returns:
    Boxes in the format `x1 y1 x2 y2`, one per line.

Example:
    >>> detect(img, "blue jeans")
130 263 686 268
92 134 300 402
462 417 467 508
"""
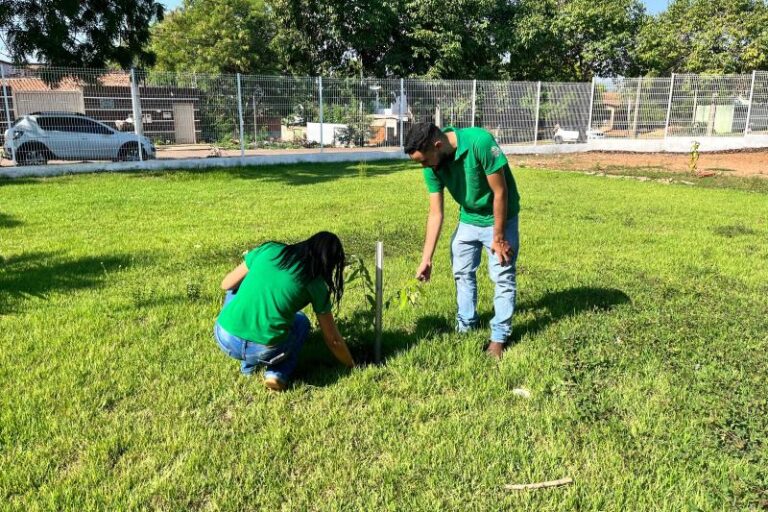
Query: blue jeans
449 216 519 343
214 291 310 381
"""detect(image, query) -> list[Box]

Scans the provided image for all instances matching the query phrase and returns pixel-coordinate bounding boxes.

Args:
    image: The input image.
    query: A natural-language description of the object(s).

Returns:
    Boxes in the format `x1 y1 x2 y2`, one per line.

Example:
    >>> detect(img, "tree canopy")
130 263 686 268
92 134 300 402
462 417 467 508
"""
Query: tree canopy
0 0 164 68
636 0 768 74
149 0 277 74
5 0 767 79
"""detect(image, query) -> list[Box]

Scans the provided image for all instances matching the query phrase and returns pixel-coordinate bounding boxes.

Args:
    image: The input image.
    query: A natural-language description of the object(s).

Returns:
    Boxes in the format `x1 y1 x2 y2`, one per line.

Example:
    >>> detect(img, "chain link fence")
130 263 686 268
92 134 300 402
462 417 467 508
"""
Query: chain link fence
2 65 768 168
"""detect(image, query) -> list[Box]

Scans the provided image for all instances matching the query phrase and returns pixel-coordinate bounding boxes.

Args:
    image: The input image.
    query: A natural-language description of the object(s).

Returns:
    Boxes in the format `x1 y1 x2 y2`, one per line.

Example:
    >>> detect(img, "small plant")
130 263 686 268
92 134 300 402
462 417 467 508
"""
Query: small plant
344 255 423 313
186 281 202 301
689 140 700 175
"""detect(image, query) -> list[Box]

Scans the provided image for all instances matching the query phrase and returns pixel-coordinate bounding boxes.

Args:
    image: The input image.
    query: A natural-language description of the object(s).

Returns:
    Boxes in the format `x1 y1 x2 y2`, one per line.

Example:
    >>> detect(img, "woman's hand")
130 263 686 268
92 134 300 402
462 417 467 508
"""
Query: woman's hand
317 312 355 368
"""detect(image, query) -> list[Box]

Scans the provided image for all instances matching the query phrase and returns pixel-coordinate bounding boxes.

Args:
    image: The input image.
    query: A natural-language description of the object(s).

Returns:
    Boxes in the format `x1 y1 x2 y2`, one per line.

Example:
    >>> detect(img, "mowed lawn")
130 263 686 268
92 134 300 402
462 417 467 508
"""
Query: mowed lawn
1 161 767 511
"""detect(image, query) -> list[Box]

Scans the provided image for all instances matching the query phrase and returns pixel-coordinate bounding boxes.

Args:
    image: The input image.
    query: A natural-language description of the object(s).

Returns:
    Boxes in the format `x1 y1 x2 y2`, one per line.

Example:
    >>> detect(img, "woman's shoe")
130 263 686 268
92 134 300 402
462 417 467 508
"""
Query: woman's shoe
263 375 287 391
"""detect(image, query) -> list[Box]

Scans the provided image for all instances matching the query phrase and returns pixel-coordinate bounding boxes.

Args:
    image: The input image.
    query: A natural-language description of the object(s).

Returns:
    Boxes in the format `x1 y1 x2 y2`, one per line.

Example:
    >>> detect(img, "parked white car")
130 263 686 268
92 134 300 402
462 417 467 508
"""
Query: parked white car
552 123 604 144
3 112 155 166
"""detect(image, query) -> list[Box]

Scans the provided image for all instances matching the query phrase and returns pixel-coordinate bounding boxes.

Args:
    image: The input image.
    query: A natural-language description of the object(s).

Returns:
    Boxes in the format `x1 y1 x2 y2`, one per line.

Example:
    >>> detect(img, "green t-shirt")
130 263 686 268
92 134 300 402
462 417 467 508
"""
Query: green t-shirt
216 242 332 345
422 127 520 227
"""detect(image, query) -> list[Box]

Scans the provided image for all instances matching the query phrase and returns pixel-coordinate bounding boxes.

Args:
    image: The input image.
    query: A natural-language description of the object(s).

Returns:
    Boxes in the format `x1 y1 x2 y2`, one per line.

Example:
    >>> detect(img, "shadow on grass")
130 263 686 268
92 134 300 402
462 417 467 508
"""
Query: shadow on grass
505 286 631 345
0 212 22 228
130 160 411 187
295 314 452 387
228 160 411 186
0 177 41 188
213 287 631 388
0 251 144 314
294 287 630 386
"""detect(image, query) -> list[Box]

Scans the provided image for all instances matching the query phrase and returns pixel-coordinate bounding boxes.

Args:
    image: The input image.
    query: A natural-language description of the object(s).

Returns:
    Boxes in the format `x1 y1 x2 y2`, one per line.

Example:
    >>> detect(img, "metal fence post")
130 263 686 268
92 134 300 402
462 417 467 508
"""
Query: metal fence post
471 79 477 127
1 64 16 164
129 68 144 162
587 76 596 133
664 73 675 139
236 73 245 156
632 77 642 138
399 78 404 151
533 81 541 145
374 241 384 364
745 70 757 136
318 76 324 152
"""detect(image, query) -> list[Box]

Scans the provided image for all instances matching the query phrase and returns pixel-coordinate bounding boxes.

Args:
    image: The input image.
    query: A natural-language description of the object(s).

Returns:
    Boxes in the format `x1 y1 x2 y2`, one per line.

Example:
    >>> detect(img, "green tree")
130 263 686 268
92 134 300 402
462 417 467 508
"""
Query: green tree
149 0 277 74
269 0 515 78
401 0 515 78
269 0 404 76
0 0 163 68
636 0 768 74
499 0 646 81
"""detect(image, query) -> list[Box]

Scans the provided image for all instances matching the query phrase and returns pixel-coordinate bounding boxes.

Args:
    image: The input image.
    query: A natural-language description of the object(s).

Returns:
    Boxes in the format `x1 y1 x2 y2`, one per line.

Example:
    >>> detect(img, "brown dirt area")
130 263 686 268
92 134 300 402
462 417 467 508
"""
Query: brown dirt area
511 150 768 178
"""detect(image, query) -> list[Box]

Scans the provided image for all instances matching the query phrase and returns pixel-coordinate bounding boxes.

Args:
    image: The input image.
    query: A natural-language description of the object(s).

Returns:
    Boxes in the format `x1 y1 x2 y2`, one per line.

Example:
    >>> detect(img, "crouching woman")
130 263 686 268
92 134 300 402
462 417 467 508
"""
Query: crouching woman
214 231 355 391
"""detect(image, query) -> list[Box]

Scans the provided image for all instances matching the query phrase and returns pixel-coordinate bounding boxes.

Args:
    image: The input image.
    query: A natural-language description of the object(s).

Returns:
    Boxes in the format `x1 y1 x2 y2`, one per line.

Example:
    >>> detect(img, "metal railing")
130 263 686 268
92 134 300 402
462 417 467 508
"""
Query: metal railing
1 65 767 167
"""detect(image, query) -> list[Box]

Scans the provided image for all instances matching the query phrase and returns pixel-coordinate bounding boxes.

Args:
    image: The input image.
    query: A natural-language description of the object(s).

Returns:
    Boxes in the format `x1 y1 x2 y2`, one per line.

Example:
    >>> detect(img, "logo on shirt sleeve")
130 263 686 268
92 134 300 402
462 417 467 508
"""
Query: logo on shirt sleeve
491 145 501 157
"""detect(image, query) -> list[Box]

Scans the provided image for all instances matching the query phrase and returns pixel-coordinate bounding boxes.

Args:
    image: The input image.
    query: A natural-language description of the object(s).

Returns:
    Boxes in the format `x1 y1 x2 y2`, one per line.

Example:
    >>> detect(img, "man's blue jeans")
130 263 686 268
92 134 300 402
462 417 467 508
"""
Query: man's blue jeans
214 291 310 382
449 216 519 343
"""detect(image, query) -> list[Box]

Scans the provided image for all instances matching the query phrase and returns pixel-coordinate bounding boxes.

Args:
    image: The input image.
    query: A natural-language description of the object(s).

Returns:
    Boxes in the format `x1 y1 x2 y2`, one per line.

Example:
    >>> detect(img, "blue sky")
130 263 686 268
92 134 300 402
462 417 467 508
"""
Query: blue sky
159 0 670 14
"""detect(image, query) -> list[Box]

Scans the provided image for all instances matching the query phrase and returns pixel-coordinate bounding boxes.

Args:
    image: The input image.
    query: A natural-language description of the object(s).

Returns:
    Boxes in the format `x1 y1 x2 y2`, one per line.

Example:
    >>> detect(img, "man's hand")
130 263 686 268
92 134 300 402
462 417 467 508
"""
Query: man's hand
415 260 433 282
491 237 513 266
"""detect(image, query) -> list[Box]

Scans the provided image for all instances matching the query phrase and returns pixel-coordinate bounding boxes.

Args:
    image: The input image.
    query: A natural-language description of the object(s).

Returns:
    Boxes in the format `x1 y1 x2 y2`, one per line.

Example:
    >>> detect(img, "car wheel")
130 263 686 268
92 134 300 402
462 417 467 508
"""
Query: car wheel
119 144 146 162
553 135 563 144
17 144 50 166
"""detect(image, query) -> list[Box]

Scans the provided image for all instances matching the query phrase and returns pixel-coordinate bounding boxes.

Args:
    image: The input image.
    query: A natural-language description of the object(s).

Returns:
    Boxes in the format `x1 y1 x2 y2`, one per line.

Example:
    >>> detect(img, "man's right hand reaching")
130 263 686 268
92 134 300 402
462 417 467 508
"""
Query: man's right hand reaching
415 260 433 282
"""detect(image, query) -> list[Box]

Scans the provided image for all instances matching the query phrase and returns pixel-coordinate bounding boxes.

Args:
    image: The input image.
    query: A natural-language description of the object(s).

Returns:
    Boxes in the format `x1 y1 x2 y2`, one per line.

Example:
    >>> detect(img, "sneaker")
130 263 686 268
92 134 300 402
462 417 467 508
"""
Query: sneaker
263 376 287 391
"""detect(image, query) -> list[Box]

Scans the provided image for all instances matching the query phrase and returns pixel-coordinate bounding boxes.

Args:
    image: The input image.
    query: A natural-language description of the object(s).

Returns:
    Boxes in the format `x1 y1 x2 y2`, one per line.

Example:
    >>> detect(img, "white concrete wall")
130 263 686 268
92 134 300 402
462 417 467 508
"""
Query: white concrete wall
0 150 409 178
4 134 768 179
502 135 768 155
306 122 348 146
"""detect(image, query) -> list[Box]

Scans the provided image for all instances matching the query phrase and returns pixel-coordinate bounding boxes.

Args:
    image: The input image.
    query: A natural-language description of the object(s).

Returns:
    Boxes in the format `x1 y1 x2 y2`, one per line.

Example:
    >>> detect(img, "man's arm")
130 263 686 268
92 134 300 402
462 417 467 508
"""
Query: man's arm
487 172 513 266
416 191 444 281
316 312 355 367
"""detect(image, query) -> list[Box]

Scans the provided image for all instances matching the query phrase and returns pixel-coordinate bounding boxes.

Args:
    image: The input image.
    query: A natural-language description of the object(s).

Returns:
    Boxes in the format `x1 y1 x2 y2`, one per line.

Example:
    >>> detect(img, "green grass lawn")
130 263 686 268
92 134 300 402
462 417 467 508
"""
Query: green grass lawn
2 161 767 510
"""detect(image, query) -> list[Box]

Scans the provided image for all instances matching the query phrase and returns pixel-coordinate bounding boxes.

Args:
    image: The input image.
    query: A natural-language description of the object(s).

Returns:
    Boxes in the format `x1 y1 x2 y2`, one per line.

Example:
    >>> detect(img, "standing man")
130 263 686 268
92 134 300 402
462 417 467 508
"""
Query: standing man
404 123 520 358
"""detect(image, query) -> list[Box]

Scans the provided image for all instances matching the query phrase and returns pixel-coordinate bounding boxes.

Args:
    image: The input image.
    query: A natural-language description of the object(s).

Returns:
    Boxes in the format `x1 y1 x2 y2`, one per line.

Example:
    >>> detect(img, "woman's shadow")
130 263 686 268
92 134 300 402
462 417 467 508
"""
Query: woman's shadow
294 286 630 386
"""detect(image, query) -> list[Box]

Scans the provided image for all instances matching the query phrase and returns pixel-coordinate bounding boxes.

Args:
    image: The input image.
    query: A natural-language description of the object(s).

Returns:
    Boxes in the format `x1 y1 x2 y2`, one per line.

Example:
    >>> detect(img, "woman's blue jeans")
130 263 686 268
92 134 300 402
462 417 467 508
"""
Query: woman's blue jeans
449 216 520 343
214 291 310 382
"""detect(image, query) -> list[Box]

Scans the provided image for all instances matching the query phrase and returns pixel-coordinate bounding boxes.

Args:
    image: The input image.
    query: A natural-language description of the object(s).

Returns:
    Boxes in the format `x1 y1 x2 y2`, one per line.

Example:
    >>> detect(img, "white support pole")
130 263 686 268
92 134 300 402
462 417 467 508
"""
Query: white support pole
318 76 324 152
130 68 144 162
632 77 642 138
253 95 258 147
1 64 16 164
533 81 541 145
471 79 477 127
399 78 404 151
664 73 675 139
236 73 245 156
374 241 384 364
744 70 757 136
587 76 596 133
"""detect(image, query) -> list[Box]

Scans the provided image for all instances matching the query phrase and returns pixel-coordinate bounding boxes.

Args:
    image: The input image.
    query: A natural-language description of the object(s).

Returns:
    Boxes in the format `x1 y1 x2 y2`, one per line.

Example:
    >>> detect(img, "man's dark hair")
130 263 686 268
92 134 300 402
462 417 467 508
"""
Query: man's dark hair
403 122 444 154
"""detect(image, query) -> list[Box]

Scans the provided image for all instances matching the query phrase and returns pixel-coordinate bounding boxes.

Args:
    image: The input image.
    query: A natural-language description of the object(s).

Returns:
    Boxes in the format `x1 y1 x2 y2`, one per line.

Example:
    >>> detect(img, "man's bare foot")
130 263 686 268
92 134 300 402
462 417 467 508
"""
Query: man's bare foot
486 341 504 359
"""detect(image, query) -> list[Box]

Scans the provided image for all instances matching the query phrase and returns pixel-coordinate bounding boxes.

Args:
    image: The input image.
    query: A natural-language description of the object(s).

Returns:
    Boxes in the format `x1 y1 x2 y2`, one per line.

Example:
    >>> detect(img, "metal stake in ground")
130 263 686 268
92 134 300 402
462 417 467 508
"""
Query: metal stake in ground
374 241 383 364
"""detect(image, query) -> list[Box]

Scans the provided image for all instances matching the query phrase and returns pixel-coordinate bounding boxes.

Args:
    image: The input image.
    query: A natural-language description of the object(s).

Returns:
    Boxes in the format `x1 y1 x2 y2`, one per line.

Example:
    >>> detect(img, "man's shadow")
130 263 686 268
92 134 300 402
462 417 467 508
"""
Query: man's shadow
484 286 631 346
293 286 630 386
